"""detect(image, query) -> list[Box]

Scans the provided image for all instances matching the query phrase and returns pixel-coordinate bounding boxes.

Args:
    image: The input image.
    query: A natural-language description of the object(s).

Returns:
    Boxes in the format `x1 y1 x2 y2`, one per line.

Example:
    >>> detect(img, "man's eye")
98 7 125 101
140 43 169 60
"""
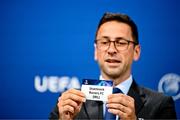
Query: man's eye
116 41 127 45
100 41 109 45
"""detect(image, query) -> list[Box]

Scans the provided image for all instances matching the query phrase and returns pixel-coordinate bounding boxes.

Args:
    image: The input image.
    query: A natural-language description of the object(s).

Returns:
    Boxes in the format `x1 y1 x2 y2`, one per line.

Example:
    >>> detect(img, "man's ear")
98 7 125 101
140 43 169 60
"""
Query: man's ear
94 44 97 61
133 45 141 61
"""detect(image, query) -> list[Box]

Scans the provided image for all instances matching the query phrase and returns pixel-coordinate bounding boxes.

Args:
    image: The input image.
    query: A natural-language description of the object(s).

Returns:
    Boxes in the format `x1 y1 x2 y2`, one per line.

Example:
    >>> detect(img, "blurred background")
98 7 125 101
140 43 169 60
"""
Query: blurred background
0 0 180 119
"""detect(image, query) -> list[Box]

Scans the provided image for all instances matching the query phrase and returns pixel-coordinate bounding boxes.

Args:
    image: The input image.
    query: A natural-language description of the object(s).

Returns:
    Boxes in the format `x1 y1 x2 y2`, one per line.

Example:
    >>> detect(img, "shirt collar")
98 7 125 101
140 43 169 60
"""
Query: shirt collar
99 75 133 95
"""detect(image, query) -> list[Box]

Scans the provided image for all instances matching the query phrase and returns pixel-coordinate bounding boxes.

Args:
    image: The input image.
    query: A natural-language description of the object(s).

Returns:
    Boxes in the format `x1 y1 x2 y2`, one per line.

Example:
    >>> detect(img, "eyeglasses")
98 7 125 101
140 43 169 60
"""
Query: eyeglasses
95 38 138 51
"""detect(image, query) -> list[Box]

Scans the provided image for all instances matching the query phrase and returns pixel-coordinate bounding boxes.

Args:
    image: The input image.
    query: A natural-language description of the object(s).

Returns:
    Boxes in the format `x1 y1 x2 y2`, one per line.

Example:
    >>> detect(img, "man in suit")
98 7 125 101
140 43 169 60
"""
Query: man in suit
49 12 177 120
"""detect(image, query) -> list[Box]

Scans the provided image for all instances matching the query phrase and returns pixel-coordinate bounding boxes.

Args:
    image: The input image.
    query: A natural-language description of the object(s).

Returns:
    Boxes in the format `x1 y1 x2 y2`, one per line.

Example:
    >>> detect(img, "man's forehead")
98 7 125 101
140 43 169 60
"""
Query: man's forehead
97 21 133 39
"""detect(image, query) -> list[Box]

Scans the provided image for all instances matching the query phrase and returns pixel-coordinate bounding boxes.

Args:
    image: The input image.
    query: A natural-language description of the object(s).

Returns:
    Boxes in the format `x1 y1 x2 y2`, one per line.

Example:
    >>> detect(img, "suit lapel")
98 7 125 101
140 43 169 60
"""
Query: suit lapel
127 80 146 115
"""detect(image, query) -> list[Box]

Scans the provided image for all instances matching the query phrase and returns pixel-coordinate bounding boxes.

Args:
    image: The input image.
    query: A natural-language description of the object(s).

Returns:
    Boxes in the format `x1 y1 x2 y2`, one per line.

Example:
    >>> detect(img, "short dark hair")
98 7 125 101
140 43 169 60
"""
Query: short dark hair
95 12 139 44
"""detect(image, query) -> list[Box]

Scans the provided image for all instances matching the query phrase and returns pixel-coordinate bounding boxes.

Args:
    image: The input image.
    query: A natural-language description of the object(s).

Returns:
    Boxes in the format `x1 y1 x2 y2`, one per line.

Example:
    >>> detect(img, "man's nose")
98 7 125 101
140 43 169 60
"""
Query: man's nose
107 42 118 55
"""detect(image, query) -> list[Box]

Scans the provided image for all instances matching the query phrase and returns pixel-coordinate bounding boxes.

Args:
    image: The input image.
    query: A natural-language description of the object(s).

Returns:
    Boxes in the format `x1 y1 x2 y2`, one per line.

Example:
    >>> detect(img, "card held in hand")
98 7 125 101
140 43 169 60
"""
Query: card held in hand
81 79 113 101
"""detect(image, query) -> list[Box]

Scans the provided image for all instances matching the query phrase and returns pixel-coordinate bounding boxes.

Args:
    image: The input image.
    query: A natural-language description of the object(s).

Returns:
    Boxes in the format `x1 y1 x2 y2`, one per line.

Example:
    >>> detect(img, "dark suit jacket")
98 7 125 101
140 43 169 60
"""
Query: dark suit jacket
49 80 177 119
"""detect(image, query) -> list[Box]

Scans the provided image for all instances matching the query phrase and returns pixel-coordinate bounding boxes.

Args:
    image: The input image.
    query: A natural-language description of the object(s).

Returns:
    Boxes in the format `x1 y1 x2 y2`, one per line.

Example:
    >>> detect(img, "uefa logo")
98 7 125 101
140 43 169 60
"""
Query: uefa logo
34 75 81 93
158 73 180 101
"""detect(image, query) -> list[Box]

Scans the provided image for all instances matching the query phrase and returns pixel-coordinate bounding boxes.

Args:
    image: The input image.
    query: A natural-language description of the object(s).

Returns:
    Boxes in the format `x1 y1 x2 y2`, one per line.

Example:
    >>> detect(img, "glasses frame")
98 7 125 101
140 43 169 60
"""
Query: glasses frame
95 38 138 51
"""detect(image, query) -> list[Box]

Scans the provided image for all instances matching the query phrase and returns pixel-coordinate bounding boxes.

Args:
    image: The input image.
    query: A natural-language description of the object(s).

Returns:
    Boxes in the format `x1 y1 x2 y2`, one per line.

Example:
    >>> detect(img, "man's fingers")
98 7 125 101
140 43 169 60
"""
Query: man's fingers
107 94 132 107
106 103 126 113
62 99 78 108
63 105 75 114
106 94 136 119
63 93 86 102
57 88 86 119
68 89 85 97
62 89 86 103
108 108 127 118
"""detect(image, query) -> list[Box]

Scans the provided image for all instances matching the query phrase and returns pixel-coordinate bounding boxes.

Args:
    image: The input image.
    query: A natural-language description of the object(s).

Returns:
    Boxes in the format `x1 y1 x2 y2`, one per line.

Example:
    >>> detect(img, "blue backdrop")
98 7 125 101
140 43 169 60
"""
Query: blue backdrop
0 0 180 119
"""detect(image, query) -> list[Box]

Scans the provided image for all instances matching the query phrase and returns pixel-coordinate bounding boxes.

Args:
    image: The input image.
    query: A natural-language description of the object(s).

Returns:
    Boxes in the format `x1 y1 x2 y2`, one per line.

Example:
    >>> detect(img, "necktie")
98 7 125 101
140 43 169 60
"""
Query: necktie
104 87 123 120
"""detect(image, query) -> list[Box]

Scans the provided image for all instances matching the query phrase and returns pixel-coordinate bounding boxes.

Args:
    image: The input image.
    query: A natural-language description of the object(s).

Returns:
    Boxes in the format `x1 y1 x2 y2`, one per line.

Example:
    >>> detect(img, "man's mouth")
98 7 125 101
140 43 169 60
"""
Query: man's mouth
105 59 121 63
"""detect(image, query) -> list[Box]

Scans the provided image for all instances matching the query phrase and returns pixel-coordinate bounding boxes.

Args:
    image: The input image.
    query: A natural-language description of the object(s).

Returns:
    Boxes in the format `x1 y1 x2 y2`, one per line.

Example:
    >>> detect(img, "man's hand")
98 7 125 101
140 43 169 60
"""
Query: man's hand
57 88 86 120
107 93 136 120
